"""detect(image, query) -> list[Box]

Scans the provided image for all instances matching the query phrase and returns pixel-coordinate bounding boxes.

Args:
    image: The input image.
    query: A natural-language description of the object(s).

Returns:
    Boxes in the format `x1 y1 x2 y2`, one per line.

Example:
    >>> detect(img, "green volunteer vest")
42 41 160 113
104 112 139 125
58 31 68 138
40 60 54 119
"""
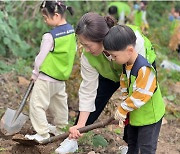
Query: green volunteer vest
128 24 156 64
134 10 143 27
108 2 131 16
170 19 180 34
40 24 76 80
84 25 156 82
83 51 122 82
123 54 165 126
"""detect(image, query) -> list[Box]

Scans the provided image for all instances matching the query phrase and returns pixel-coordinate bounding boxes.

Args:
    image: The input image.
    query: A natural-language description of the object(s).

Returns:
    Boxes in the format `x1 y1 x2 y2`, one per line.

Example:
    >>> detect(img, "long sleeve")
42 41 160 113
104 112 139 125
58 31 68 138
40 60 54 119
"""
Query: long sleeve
118 11 125 24
120 73 128 100
118 66 157 115
32 33 54 80
142 11 148 25
79 53 99 112
134 30 145 58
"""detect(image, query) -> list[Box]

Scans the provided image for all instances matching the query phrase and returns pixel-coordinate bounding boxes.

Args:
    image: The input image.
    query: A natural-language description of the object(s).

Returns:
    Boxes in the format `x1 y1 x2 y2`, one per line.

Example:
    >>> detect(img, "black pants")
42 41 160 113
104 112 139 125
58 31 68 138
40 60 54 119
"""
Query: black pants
127 118 163 154
75 75 120 125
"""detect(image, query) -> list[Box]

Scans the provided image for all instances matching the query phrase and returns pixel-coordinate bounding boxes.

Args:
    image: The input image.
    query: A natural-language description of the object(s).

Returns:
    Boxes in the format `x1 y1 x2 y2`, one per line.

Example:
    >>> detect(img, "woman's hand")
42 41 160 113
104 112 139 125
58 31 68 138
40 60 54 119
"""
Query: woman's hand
68 124 84 139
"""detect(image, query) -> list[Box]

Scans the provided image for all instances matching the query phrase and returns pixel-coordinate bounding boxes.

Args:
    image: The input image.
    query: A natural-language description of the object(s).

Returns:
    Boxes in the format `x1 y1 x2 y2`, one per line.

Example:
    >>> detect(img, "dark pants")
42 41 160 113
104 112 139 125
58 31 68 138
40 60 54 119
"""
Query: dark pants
75 75 120 125
177 44 180 54
127 118 163 154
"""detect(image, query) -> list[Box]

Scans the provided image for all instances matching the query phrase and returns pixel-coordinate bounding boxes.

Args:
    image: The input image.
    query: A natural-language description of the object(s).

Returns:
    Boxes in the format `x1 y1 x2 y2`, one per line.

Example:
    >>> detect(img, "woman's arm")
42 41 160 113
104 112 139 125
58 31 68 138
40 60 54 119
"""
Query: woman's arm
79 54 99 112
69 111 90 139
69 53 99 139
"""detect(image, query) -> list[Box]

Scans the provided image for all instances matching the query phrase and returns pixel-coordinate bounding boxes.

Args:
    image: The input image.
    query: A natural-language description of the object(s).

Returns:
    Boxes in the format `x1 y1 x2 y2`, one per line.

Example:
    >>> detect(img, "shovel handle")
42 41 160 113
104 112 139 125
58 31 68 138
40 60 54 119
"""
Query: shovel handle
39 117 117 145
12 80 34 123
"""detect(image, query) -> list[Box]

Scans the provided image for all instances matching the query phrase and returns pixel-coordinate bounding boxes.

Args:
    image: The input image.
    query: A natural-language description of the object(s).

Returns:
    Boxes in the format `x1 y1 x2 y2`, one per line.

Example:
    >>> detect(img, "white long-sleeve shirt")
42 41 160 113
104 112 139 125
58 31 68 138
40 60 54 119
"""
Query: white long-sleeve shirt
32 33 59 82
79 30 145 112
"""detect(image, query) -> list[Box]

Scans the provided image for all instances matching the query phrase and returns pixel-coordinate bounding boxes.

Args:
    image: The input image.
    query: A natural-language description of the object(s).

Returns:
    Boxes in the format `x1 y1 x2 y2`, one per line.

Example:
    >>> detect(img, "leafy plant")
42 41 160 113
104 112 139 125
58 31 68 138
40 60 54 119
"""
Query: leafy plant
0 7 31 58
78 131 94 146
92 135 108 147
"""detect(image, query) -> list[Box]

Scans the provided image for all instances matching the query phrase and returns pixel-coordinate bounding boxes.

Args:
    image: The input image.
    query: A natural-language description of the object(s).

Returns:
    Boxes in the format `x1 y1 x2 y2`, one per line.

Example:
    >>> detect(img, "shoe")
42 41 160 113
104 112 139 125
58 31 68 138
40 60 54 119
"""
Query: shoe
48 124 63 136
25 133 50 142
55 138 78 154
119 145 128 154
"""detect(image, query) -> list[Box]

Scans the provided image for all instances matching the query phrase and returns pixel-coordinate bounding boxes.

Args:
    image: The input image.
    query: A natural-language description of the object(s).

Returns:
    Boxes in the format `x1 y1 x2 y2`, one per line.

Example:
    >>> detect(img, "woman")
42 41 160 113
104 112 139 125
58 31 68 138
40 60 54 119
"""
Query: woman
55 12 155 154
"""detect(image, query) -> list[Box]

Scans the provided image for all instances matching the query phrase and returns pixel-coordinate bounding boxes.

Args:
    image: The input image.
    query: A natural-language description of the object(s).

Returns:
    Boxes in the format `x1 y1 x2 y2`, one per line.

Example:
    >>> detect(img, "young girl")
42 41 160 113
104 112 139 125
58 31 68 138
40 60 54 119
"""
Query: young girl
25 0 76 142
103 25 165 154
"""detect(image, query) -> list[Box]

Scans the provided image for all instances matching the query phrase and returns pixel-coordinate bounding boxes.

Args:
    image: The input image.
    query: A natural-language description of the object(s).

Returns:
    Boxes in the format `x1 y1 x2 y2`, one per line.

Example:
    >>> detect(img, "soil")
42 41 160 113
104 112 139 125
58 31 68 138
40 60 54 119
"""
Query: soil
0 72 180 154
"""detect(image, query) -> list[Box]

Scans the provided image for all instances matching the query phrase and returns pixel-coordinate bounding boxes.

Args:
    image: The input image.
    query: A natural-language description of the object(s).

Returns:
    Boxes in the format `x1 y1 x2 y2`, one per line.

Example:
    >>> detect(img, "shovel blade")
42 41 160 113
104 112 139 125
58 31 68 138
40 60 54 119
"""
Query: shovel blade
0 108 28 136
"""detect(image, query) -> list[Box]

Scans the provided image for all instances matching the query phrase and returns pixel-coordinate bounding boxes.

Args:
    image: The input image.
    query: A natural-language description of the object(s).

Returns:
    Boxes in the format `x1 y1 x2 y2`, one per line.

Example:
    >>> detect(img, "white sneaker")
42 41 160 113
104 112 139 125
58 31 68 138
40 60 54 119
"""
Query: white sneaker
25 133 50 142
48 124 63 136
119 145 128 154
55 138 78 154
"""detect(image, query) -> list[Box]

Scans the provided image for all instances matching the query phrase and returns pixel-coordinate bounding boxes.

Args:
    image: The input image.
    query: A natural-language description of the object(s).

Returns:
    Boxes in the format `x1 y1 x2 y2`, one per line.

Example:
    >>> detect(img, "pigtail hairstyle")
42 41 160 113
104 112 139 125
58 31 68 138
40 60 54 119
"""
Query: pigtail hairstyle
40 0 74 17
103 25 137 51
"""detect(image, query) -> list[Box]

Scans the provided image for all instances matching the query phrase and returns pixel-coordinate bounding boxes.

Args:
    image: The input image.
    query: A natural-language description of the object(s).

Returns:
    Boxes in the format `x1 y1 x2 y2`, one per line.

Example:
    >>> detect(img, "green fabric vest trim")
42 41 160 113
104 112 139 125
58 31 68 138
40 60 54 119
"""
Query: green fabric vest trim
170 20 180 34
83 51 122 82
128 24 156 64
126 65 165 126
40 33 76 80
108 2 131 16
134 10 143 27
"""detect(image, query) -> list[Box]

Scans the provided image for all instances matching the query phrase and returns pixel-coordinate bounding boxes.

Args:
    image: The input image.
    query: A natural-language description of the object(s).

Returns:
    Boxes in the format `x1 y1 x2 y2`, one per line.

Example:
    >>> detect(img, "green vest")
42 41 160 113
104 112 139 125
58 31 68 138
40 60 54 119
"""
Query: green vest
83 51 122 82
84 25 156 82
40 24 76 80
170 19 180 34
108 2 131 16
124 54 165 126
134 10 143 27
128 24 156 64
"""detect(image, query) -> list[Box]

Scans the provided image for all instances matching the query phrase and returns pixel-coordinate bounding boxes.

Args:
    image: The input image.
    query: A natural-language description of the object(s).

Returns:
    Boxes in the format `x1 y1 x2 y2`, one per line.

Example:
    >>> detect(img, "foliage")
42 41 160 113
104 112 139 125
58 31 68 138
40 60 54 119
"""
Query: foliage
0 58 32 77
78 131 108 148
0 8 31 58
78 131 94 146
114 128 121 135
92 134 108 147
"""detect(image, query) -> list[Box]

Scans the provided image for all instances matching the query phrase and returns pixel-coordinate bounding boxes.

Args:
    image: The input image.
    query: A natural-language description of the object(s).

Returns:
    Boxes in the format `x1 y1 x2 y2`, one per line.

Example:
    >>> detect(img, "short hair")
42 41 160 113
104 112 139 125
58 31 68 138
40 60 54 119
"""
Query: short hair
108 6 118 15
103 25 137 51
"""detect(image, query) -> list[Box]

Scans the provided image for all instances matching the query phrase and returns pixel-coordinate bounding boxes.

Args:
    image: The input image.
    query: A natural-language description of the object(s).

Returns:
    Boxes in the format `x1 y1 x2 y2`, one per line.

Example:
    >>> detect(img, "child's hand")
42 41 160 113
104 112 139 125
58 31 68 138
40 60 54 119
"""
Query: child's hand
31 75 37 82
114 109 126 127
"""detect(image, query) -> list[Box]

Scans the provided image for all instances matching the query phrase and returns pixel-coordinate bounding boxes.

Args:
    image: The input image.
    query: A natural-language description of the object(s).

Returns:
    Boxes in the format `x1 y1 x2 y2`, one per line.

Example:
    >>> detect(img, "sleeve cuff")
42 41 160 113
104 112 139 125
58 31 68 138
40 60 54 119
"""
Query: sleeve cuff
118 106 128 116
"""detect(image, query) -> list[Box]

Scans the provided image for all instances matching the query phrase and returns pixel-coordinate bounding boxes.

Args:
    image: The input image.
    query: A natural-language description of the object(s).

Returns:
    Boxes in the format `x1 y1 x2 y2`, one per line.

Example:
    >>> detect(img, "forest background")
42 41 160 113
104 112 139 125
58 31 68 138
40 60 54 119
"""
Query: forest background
0 1 180 154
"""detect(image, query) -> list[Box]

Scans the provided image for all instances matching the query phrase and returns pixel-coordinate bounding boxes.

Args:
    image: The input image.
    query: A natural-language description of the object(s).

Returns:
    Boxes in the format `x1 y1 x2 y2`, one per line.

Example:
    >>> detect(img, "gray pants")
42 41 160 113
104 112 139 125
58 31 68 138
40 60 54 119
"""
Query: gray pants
127 118 163 154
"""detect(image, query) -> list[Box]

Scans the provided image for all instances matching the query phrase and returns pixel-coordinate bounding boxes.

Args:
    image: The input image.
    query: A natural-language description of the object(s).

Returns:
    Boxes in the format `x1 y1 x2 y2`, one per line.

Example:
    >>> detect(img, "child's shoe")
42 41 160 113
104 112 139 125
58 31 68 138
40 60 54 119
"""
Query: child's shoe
25 133 50 142
48 124 64 136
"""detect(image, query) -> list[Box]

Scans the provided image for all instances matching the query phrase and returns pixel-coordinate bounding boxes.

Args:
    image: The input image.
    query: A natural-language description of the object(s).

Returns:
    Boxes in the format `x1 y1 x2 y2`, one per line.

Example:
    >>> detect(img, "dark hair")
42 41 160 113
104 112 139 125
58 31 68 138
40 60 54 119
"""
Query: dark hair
175 5 180 14
40 1 74 18
103 25 137 51
141 1 148 6
75 12 115 42
108 6 118 15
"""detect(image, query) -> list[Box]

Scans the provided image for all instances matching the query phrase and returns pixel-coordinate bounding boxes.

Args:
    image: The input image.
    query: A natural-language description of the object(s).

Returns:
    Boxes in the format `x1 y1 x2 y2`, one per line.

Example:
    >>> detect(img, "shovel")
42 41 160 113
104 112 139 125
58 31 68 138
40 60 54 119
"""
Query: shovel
12 117 119 146
0 80 34 136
